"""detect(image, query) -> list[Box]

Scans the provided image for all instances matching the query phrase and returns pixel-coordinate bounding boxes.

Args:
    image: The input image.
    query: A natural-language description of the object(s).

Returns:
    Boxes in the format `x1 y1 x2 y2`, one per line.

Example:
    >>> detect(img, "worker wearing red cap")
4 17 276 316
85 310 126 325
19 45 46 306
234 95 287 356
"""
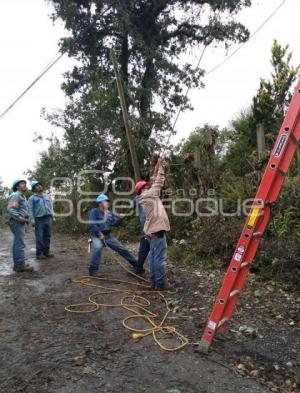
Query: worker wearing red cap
137 158 172 290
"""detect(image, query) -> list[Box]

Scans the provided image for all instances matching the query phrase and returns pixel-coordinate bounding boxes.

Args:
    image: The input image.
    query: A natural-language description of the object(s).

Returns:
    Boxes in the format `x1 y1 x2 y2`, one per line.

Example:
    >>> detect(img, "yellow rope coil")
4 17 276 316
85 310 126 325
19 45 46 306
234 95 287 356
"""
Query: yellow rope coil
65 259 189 351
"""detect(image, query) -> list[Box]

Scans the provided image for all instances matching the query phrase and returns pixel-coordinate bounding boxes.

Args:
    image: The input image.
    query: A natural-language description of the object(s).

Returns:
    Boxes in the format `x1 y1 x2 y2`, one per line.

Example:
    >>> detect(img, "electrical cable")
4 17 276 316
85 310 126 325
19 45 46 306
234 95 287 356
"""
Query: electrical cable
0 52 64 119
168 0 288 142
65 253 189 352
205 0 287 78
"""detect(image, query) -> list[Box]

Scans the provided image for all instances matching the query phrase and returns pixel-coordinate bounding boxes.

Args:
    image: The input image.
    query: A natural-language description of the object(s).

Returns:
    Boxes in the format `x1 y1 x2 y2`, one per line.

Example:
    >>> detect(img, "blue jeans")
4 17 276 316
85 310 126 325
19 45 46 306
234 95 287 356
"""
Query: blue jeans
35 215 52 256
149 234 167 288
9 220 26 268
135 235 150 273
89 234 137 273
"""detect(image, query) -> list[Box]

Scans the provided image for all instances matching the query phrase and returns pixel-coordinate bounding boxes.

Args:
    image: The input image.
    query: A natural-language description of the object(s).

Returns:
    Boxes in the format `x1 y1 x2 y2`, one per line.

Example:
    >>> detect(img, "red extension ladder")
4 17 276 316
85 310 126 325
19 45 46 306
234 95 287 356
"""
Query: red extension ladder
199 78 300 352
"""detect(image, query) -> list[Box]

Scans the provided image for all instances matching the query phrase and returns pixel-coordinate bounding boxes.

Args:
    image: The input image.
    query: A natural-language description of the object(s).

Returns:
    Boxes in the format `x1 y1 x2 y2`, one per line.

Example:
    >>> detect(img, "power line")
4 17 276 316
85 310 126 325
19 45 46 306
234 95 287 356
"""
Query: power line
167 0 225 145
169 0 287 135
0 0 287 124
0 51 65 120
205 0 287 77
0 15 103 120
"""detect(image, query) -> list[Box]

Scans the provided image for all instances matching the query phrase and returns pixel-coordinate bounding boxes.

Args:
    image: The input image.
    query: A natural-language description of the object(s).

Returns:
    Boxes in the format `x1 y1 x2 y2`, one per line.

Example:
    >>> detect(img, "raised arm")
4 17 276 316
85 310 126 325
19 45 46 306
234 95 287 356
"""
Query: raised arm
150 158 166 192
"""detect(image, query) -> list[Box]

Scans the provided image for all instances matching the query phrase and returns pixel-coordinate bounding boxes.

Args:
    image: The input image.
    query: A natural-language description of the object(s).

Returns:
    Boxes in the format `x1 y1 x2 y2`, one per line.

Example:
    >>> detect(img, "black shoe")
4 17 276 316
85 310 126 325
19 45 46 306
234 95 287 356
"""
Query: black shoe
44 253 54 258
89 271 101 277
156 283 174 291
13 264 34 273
36 255 47 260
134 268 145 276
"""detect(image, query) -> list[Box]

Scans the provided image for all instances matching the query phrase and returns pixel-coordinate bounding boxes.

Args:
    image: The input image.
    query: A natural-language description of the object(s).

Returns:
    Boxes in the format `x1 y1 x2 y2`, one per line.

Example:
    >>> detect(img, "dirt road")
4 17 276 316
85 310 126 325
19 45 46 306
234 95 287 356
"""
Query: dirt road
0 227 298 393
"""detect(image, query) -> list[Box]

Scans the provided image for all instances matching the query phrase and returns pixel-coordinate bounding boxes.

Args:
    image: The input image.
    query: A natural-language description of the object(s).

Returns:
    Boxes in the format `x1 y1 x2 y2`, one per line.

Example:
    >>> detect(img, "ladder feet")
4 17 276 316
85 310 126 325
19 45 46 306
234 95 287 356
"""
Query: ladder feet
194 340 210 354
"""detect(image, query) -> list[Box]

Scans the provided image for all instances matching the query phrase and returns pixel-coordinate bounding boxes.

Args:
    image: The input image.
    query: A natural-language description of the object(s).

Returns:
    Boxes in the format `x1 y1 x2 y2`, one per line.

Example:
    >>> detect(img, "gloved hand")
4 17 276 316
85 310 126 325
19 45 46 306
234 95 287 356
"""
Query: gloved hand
19 217 29 224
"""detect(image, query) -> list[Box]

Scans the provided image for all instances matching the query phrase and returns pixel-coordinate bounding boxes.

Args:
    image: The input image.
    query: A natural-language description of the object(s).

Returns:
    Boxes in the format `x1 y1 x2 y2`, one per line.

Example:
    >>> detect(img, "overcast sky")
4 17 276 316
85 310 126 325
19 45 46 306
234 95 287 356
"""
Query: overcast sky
0 0 299 187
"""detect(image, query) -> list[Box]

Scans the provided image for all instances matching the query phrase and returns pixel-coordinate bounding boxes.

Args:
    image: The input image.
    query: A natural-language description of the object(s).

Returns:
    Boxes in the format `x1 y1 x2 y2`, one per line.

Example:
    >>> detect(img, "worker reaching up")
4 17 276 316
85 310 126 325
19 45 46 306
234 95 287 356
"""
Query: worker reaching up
137 157 172 290
87 194 138 277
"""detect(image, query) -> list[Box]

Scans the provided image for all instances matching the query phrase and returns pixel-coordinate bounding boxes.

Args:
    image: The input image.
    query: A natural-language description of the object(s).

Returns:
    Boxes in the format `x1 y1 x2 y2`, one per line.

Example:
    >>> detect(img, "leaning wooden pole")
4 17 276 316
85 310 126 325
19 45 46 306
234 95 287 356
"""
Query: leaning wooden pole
110 49 140 182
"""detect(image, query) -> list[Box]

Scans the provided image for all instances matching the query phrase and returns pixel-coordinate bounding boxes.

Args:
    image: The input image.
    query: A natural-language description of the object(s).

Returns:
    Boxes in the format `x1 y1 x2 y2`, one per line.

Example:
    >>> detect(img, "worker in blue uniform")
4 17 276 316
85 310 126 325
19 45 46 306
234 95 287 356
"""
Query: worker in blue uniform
28 180 55 259
88 194 137 276
7 179 33 272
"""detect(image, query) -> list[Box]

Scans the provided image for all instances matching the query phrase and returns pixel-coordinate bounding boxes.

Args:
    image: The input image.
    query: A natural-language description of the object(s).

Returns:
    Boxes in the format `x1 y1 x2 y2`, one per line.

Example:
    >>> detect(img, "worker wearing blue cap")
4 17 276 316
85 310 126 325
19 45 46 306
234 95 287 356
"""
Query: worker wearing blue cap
87 194 137 276
7 179 33 272
28 180 55 259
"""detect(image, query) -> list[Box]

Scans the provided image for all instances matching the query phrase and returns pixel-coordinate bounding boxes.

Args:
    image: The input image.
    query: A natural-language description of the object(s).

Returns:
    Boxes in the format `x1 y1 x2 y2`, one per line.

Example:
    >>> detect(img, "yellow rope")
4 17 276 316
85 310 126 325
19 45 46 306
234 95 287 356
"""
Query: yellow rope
65 259 189 351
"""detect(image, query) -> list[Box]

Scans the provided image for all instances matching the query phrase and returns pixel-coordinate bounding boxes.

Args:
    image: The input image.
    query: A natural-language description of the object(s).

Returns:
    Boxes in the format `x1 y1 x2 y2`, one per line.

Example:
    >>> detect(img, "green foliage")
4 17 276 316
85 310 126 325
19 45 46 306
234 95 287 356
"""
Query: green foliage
0 179 10 226
272 174 300 240
223 40 300 176
167 124 221 196
252 40 300 149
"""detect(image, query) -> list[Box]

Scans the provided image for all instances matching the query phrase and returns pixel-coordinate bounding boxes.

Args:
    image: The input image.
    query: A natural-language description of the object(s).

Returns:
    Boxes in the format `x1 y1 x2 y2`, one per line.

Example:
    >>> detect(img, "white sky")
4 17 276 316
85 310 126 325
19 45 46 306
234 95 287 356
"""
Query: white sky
0 0 299 187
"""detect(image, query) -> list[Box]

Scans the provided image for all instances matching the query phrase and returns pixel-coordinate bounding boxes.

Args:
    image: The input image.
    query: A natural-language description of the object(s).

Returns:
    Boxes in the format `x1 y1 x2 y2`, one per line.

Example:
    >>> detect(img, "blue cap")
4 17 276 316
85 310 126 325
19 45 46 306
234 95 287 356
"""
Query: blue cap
96 194 109 203
31 180 42 191
12 179 26 192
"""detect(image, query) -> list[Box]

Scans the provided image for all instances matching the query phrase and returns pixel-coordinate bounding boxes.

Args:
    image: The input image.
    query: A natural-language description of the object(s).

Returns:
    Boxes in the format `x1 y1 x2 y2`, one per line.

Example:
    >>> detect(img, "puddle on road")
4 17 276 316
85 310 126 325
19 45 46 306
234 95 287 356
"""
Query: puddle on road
25 274 67 295
0 250 13 276
0 250 40 276
25 279 48 295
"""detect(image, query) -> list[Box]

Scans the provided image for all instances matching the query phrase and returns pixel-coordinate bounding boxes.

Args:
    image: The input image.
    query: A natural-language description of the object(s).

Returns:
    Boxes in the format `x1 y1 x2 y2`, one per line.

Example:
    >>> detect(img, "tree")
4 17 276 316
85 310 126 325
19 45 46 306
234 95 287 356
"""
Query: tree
252 40 300 149
223 40 300 176
45 0 252 176
168 124 220 196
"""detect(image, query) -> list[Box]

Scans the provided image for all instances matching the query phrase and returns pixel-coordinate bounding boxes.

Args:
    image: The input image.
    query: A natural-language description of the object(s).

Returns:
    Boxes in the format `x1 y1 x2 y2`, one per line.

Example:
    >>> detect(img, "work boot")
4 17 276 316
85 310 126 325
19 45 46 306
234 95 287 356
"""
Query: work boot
36 255 47 260
134 267 145 276
89 270 101 277
13 264 34 273
156 282 174 291
44 253 54 258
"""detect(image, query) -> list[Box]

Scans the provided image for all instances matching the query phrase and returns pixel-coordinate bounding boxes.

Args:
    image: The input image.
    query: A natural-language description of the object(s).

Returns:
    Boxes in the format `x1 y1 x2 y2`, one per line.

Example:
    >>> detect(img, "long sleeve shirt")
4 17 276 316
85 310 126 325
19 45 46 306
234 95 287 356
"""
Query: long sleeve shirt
88 208 121 237
7 191 29 222
138 164 170 236
28 193 54 223
133 196 146 228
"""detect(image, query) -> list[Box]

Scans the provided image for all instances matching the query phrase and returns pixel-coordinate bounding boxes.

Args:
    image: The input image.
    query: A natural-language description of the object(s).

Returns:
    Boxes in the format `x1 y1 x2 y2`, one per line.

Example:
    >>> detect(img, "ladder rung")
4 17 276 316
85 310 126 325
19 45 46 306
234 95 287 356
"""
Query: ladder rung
240 262 250 268
229 289 240 299
218 318 228 328
277 167 287 176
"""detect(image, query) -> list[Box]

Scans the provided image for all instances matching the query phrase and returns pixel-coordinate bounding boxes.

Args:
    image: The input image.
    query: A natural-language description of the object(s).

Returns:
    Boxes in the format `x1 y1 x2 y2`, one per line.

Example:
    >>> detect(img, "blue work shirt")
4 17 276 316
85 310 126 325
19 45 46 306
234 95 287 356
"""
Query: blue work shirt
7 191 29 222
88 208 121 237
28 193 54 223
133 196 146 227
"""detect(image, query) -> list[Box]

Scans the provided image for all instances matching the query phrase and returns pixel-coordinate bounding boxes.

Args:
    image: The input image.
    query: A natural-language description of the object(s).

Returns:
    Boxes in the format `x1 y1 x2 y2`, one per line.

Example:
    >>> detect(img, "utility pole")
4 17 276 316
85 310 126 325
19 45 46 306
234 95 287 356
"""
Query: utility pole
256 123 266 181
110 49 140 182
256 123 266 160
